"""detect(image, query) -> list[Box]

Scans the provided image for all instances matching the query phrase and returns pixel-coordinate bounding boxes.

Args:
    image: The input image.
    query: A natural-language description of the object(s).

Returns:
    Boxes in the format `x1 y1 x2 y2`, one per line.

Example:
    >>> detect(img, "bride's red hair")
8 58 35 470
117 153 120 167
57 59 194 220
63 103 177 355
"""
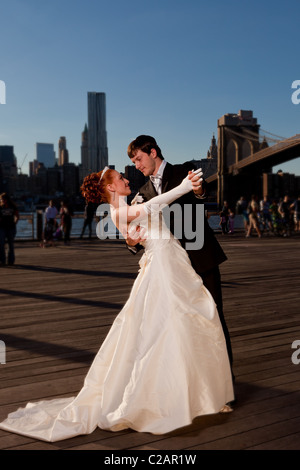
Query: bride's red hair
80 169 114 204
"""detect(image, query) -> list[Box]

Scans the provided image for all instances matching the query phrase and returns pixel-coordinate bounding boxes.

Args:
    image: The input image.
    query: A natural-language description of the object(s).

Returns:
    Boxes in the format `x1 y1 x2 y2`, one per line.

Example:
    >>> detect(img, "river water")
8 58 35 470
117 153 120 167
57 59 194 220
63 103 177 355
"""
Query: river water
15 213 245 240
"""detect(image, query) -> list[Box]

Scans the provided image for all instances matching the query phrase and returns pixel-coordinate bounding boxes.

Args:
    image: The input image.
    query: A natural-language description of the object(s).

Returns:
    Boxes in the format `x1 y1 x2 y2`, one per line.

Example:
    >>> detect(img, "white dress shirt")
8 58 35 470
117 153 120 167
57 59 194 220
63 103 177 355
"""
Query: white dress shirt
45 206 58 220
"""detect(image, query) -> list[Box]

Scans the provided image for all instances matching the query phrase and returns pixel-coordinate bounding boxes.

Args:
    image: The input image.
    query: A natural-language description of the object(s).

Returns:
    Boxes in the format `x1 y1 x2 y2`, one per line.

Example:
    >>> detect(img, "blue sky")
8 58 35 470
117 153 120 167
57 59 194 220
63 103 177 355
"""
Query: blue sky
0 0 299 176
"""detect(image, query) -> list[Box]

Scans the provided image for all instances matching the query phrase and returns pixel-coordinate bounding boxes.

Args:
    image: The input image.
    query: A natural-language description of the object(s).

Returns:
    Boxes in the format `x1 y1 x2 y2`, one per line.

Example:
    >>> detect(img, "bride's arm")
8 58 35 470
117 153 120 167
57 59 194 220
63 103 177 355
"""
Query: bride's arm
115 169 203 226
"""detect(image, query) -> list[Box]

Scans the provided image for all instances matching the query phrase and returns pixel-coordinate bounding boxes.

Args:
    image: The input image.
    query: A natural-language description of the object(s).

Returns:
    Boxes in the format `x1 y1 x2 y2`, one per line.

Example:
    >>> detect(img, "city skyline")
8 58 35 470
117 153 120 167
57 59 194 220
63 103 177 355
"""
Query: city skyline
0 0 299 177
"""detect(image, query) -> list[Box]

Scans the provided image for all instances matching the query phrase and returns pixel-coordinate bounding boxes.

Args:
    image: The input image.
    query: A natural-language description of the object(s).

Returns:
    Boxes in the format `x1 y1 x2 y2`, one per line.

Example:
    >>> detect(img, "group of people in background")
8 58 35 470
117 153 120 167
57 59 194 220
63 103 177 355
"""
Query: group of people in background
41 199 96 248
219 194 300 238
0 194 97 265
41 199 74 248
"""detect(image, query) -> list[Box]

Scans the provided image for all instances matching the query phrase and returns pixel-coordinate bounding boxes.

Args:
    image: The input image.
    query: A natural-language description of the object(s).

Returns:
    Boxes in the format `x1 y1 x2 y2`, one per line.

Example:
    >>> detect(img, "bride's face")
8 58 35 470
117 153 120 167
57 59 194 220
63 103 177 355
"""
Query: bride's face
109 171 131 197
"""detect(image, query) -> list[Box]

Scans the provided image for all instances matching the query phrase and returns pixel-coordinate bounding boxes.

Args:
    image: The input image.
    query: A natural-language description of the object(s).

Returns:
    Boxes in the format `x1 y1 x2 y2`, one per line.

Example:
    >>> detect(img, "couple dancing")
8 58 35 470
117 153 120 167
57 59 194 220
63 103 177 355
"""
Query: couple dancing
0 135 234 441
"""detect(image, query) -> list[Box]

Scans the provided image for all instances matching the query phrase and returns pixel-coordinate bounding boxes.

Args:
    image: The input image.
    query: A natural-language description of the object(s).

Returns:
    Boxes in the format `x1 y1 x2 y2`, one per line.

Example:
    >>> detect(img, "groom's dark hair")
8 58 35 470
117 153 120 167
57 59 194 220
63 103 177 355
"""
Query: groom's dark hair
127 135 164 160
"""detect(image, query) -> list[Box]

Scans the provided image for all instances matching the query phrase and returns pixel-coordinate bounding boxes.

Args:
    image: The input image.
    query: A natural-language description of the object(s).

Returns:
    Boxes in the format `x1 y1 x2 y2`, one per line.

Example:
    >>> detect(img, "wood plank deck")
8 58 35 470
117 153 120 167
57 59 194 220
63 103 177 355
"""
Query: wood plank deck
0 232 299 450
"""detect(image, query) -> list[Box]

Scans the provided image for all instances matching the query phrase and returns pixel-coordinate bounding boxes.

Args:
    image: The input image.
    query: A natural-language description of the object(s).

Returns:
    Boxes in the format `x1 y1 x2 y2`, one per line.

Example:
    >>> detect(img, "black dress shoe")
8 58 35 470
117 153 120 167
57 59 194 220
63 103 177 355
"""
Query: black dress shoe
227 398 237 407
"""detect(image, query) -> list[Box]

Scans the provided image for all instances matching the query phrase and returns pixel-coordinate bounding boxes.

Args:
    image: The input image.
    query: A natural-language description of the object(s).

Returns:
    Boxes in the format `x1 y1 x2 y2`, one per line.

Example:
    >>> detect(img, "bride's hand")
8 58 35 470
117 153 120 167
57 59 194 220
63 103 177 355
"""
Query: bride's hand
189 169 204 195
188 169 203 190
180 168 203 192
125 225 147 246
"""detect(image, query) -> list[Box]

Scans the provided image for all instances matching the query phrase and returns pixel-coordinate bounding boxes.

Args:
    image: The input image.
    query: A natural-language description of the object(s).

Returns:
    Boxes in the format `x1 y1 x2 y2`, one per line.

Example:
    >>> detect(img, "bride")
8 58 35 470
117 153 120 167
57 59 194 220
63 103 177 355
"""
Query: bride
0 167 234 442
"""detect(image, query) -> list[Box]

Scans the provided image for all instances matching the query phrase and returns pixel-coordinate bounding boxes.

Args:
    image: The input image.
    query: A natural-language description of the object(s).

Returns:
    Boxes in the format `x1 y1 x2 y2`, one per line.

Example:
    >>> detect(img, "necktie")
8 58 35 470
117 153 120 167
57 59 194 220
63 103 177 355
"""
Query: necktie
150 175 162 194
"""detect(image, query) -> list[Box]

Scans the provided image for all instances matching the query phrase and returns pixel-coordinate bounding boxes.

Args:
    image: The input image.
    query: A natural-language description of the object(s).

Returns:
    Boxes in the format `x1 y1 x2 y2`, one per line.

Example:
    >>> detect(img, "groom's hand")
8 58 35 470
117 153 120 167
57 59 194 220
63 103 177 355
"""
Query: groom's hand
125 225 147 247
189 170 205 197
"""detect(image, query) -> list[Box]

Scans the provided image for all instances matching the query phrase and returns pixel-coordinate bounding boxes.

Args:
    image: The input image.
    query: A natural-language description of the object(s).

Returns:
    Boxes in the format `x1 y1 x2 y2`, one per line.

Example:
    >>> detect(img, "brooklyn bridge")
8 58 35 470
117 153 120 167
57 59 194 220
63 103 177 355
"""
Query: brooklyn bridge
205 110 300 207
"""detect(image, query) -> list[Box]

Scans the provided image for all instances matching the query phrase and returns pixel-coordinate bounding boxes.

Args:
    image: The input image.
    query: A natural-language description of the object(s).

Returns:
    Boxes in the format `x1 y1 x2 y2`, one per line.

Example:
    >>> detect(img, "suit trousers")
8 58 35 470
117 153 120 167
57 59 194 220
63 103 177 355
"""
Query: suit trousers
200 266 233 373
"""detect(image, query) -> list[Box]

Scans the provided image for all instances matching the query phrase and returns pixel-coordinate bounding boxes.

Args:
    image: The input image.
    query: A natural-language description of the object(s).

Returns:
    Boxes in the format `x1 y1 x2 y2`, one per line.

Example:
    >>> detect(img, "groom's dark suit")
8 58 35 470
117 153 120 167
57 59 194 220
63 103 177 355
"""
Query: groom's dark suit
132 161 233 368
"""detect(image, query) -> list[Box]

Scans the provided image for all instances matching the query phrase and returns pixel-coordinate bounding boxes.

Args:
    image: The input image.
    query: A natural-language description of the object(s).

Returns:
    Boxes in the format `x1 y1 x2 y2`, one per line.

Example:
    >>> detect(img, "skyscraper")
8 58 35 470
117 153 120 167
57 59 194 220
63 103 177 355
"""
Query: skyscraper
81 124 88 170
0 145 17 193
58 136 69 166
79 123 89 182
87 92 108 172
36 143 55 168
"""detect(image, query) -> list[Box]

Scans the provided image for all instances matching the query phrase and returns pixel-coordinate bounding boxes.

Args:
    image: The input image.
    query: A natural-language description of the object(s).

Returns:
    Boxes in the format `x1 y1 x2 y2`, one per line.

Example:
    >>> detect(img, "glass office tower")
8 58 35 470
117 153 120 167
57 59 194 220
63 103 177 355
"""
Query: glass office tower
87 92 108 172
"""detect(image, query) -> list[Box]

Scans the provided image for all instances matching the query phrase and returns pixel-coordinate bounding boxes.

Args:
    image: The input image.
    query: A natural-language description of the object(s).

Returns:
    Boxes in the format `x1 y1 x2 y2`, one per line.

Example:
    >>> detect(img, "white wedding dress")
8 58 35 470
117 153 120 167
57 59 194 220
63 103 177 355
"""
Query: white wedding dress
0 198 234 442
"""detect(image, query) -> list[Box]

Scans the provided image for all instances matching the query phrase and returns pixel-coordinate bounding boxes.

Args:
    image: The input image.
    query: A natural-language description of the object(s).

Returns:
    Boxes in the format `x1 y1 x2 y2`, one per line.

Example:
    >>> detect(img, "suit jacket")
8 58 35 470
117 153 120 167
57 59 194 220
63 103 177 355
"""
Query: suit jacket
136 161 227 274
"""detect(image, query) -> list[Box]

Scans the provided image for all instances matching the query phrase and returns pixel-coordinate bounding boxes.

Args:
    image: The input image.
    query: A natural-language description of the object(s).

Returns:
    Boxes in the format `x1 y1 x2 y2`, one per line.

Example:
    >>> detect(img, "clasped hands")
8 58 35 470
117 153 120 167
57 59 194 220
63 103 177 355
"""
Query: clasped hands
125 224 147 247
188 168 204 195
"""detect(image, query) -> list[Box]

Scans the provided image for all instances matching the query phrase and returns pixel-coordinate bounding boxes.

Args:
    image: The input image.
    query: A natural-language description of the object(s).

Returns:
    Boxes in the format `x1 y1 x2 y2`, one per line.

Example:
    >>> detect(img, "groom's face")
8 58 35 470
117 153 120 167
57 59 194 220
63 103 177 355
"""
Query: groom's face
130 149 158 176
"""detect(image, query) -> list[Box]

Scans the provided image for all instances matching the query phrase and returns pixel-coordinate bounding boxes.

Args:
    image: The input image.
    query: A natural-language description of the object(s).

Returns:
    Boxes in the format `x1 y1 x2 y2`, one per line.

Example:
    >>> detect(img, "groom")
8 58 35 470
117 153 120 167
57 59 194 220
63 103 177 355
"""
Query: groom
126 135 234 373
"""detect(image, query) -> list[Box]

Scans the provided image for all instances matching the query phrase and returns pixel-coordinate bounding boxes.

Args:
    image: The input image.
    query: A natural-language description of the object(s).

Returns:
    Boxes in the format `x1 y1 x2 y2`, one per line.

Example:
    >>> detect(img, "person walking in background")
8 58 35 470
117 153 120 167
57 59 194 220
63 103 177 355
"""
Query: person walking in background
41 200 58 247
219 211 228 234
290 195 300 233
0 193 19 266
60 201 73 245
279 195 292 237
269 199 283 236
246 195 262 238
260 195 272 233
80 201 95 239
236 196 249 233
222 200 229 233
228 208 235 234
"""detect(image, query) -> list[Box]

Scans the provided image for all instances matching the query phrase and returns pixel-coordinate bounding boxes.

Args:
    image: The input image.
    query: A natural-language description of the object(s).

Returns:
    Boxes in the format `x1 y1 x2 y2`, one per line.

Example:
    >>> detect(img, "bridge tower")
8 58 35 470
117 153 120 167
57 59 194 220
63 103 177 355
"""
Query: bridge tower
217 110 269 207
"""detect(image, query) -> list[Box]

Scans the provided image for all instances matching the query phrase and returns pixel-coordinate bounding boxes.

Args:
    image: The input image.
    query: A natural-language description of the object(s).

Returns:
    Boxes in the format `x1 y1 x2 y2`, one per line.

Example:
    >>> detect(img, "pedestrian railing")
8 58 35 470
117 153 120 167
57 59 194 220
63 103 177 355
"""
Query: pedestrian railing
16 212 93 240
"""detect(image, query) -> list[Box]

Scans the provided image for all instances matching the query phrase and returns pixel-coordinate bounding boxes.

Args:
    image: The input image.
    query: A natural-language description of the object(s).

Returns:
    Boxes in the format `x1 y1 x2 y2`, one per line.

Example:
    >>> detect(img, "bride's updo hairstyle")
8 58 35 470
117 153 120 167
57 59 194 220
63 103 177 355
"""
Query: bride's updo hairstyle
80 169 115 204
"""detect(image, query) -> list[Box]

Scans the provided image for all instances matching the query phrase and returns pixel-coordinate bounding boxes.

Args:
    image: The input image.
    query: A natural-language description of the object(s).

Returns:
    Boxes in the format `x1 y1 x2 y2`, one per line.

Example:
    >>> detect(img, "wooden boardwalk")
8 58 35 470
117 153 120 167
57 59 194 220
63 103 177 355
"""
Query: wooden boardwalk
0 232 299 450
